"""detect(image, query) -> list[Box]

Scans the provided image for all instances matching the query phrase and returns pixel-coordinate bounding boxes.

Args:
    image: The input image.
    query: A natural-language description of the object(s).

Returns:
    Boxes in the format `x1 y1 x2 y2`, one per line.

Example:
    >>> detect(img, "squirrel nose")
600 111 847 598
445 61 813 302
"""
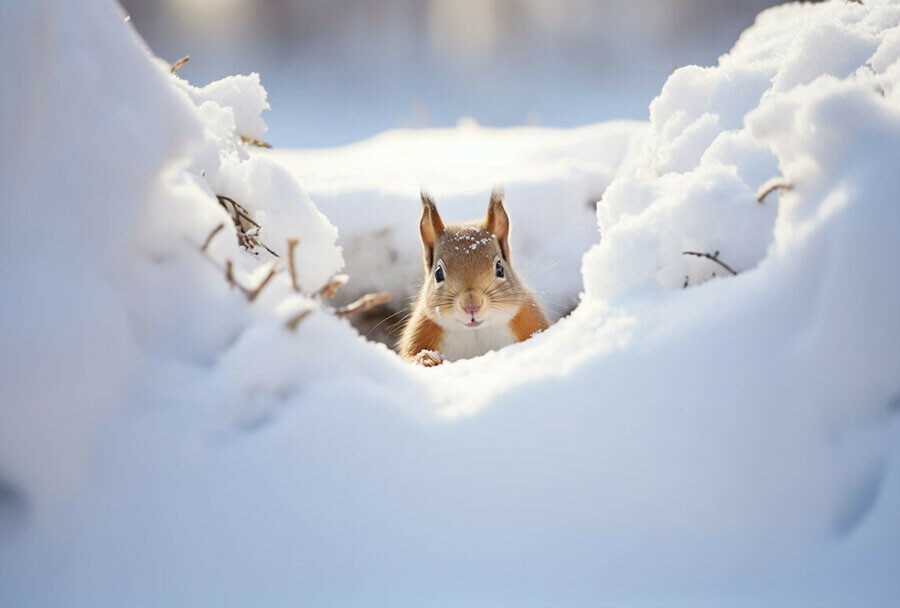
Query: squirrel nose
460 290 483 315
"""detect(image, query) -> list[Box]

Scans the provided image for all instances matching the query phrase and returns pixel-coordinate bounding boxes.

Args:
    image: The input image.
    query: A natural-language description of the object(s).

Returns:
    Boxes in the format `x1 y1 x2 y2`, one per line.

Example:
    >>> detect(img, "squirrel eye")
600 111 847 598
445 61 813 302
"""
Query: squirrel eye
435 265 445 283
495 259 505 278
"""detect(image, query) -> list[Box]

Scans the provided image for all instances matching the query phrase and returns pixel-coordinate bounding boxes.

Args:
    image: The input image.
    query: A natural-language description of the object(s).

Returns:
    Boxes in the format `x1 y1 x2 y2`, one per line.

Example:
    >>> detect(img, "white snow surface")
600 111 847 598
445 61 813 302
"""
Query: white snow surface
269 119 647 317
2 1 900 606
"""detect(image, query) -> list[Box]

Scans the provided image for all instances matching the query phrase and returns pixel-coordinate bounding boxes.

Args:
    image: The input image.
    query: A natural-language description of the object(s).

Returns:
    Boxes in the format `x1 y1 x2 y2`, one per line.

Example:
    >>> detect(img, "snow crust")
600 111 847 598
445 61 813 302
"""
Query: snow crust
2 1 900 606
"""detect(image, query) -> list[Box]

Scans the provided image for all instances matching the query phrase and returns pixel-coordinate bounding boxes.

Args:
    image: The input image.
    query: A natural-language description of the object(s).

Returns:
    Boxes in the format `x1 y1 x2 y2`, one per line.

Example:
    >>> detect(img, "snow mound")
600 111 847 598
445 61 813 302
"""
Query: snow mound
585 0 900 302
0 0 345 521
270 120 647 324
2 0 900 606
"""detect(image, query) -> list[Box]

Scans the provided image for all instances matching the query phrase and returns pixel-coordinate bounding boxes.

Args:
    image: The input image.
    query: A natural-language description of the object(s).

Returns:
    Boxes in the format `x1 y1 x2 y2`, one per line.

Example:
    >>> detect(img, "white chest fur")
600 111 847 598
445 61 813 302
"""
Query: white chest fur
439 322 517 362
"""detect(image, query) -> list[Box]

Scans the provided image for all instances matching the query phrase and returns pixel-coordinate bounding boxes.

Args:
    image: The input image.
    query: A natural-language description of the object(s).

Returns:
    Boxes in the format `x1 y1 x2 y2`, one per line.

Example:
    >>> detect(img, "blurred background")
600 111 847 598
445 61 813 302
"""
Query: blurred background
120 0 782 147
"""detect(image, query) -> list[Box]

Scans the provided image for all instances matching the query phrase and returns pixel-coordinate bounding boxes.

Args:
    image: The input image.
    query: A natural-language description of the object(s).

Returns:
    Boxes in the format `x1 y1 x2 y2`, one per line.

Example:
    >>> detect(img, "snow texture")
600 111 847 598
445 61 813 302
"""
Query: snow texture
269 118 648 318
2 0 900 606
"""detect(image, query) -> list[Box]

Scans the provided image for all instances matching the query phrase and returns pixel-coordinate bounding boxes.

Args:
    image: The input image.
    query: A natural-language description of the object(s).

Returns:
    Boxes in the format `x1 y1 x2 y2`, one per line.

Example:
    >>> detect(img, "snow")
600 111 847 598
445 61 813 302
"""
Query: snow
2 0 900 606
269 119 647 319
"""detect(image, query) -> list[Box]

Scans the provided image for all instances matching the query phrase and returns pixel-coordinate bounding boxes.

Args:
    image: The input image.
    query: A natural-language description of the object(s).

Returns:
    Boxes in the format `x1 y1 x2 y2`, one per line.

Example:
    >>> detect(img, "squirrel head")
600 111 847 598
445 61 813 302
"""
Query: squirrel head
418 190 528 330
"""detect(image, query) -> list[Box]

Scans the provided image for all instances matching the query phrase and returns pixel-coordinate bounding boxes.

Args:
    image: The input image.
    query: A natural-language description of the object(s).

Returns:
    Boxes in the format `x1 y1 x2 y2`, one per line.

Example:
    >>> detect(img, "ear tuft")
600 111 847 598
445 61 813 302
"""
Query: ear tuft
419 191 445 268
484 188 511 260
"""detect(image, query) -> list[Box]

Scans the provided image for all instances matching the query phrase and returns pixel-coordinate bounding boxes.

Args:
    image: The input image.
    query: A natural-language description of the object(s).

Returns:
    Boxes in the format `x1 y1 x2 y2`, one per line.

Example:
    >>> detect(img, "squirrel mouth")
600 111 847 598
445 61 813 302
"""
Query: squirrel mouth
461 318 484 329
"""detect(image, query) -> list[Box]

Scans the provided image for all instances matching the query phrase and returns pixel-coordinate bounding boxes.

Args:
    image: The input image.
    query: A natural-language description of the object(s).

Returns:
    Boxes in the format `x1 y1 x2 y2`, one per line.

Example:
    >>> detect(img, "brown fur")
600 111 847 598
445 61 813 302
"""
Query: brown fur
399 311 443 361
509 297 550 341
399 190 550 363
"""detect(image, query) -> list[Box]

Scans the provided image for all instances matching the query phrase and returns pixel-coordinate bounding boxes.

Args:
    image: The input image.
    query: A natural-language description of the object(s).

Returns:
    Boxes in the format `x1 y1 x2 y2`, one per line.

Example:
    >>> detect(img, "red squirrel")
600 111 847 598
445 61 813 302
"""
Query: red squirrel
399 190 549 366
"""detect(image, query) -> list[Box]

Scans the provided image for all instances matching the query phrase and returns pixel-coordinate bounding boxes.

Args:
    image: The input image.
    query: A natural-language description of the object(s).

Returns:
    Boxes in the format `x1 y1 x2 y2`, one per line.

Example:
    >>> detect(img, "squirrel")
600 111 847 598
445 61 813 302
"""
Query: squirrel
398 190 549 366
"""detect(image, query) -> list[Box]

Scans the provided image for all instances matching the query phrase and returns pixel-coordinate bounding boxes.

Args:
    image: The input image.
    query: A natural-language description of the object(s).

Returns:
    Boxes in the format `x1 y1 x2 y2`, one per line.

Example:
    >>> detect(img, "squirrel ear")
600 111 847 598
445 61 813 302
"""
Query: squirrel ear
420 191 445 267
484 189 510 260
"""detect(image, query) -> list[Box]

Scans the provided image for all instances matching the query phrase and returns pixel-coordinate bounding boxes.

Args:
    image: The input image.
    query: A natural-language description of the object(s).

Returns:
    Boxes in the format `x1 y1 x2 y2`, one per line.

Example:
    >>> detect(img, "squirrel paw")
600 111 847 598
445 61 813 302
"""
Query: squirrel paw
414 350 444 367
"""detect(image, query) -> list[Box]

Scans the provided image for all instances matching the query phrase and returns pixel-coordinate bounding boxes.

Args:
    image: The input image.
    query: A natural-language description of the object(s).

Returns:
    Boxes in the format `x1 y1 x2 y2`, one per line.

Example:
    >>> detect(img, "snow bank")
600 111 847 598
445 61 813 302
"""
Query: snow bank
269 119 647 324
2 0 900 606
0 0 347 521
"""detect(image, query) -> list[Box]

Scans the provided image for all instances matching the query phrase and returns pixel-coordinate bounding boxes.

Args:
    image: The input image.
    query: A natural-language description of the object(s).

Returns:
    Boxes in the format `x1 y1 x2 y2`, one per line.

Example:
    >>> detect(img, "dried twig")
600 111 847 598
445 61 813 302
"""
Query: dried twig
170 56 190 73
240 135 273 149
216 194 279 257
224 259 244 292
683 250 738 276
217 195 260 228
285 309 313 331
192 245 250 296
247 265 277 303
756 178 793 203
318 274 349 299
201 223 225 252
335 292 392 318
286 237 301 292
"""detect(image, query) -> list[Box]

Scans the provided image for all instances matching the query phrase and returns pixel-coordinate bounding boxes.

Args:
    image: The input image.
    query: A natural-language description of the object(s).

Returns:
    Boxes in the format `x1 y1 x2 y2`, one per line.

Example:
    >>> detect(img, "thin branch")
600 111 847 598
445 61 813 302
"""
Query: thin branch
335 292 392 318
216 195 260 228
756 178 793 203
285 309 313 331
170 56 190 73
240 135 272 149
318 274 349 299
192 247 250 296
683 250 738 276
201 223 225 252
286 237 301 292
223 259 246 293
247 265 277 303
215 194 279 258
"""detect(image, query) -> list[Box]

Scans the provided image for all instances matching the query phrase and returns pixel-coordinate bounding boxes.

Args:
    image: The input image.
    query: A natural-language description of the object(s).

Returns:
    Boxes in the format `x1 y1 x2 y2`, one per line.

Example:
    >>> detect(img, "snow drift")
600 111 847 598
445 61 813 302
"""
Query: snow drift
2 0 900 606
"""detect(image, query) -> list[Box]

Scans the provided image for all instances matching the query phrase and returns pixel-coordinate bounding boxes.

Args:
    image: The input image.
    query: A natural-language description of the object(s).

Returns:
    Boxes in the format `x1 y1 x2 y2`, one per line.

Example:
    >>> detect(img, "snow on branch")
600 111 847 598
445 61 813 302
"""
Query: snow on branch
216 194 278 257
318 274 349 298
756 178 793 203
194 216 390 332
682 250 738 276
335 292 393 319
239 135 273 149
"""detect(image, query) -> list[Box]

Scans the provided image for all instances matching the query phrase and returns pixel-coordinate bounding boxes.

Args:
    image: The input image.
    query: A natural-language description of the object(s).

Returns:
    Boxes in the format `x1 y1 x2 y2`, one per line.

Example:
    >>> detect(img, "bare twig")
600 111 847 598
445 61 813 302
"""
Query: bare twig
258 241 279 257
286 237 301 292
224 259 243 292
756 178 793 203
215 194 279 257
285 309 313 331
201 223 225 252
240 135 273 149
318 274 349 299
683 250 738 276
170 56 190 73
335 292 392 318
247 265 277 303
217 195 260 228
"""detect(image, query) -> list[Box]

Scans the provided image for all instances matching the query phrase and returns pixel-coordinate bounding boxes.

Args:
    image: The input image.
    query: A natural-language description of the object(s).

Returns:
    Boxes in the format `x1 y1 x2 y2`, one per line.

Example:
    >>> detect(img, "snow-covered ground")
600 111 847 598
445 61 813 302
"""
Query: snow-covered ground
268 120 647 343
2 0 900 606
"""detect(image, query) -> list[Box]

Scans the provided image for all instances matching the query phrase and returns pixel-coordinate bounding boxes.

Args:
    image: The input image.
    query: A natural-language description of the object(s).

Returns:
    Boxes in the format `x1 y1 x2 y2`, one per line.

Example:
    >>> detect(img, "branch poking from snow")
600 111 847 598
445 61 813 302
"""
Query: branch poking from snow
285 309 313 331
247 265 277 303
240 135 272 149
286 237 301 292
201 223 225 252
756 178 793 203
319 274 349 299
683 251 738 276
335 292 392 319
216 194 279 257
170 56 190 73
